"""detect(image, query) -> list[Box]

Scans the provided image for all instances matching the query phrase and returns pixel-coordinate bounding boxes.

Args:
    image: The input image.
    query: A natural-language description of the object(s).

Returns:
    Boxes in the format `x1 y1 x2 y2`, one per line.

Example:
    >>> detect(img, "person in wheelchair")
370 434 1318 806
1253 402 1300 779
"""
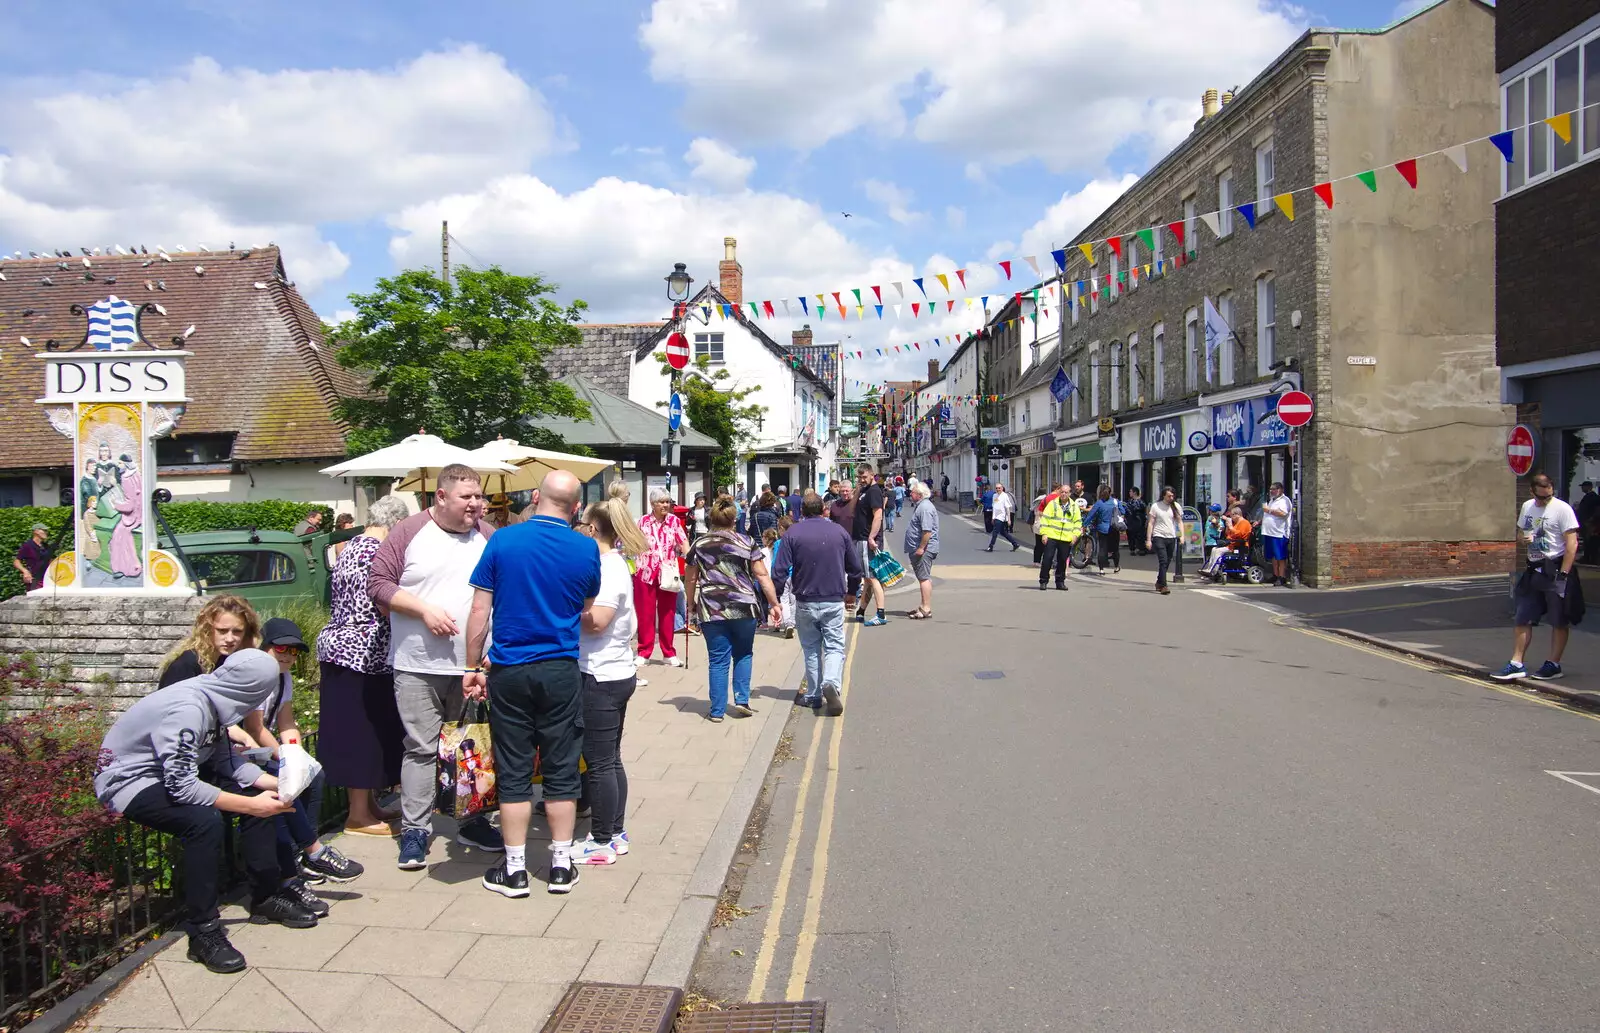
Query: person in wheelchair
1202 507 1255 579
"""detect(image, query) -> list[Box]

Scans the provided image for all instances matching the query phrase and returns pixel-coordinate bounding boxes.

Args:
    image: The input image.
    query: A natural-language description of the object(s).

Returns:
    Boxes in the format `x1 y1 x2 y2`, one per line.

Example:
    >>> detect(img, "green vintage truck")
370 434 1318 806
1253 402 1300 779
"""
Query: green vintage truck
154 527 361 609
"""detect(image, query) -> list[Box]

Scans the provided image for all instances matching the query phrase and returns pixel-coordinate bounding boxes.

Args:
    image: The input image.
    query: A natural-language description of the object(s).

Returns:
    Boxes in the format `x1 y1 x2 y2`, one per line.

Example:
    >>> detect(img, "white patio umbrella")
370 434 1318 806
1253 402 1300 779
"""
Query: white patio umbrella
450 438 615 494
322 433 515 493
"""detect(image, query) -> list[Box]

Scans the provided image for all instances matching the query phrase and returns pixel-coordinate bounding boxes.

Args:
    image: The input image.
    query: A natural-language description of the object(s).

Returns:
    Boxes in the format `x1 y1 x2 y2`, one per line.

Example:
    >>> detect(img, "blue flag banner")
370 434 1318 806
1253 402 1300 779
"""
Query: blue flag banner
799 297 809 315
1237 202 1257 230
1050 248 1067 272
1050 367 1072 403
1489 130 1515 163
913 277 926 297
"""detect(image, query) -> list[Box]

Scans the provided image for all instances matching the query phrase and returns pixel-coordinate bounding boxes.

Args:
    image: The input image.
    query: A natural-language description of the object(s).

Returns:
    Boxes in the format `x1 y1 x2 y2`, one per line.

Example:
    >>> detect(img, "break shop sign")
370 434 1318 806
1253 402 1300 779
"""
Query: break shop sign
1210 395 1291 451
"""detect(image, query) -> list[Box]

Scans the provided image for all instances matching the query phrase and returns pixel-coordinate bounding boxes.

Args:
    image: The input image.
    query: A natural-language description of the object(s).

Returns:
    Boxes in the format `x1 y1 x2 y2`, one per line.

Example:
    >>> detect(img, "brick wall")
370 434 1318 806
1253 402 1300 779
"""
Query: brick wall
1331 539 1517 582
1497 0 1600 71
0 594 204 715
1496 160 1600 368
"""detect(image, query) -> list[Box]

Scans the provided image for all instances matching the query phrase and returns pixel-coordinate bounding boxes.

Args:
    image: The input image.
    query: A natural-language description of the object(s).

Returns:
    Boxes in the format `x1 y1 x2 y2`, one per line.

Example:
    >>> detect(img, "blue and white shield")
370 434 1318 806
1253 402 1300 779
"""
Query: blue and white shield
84 295 139 351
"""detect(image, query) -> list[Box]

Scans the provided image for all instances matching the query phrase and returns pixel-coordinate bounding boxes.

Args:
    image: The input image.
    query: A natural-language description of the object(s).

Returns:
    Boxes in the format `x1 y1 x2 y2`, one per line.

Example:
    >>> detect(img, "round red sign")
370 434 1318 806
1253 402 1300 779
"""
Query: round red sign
665 331 690 370
1506 423 1536 476
1275 390 1314 428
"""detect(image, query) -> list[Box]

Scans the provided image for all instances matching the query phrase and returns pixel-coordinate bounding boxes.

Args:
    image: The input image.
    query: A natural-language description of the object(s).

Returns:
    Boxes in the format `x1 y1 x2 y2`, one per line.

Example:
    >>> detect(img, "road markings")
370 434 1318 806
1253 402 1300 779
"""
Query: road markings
1546 771 1600 797
784 617 856 1000
746 621 858 1003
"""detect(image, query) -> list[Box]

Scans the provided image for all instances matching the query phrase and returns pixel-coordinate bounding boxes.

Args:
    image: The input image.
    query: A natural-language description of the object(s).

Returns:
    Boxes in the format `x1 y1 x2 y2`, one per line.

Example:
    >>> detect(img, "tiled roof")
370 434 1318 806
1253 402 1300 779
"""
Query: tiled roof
555 324 662 398
787 344 839 397
531 374 719 450
628 286 836 398
0 246 356 470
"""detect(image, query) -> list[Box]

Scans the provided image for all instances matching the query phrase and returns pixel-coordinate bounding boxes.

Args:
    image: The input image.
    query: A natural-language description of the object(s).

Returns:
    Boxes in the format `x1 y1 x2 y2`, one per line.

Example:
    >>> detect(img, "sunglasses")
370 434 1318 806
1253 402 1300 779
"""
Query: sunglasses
269 644 303 655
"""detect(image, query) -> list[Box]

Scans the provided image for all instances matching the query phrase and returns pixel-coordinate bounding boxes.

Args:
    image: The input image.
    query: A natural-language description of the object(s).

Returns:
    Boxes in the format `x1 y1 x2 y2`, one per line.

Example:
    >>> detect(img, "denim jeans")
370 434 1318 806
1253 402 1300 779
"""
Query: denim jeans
1152 535 1177 588
266 762 323 877
702 617 757 718
987 519 1020 550
795 601 846 699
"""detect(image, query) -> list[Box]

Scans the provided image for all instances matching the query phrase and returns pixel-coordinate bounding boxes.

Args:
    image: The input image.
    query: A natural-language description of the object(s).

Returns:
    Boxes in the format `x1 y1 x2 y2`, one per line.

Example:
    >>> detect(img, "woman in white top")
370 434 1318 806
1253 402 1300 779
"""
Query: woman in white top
1144 486 1186 595
571 497 648 865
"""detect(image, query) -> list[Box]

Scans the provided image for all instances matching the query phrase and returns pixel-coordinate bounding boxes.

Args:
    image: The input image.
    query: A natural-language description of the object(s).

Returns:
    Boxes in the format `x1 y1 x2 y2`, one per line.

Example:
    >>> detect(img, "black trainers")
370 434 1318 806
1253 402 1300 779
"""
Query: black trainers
1054 582 1068 591
547 863 580 895
249 892 319 928
455 817 505 853
279 878 330 917
482 862 531 898
187 923 246 974
301 845 363 883
1038 582 1048 591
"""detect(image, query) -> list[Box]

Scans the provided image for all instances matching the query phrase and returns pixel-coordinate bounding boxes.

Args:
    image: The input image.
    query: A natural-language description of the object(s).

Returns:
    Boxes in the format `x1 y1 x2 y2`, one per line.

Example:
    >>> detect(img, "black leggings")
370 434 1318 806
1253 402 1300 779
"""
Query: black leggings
121 779 283 926
581 674 637 840
1097 530 1120 569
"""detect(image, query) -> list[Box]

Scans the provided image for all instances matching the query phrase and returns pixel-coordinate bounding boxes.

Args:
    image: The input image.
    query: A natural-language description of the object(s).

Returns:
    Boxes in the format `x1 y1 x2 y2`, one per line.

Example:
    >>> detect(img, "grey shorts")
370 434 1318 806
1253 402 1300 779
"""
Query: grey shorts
854 540 878 581
910 551 937 582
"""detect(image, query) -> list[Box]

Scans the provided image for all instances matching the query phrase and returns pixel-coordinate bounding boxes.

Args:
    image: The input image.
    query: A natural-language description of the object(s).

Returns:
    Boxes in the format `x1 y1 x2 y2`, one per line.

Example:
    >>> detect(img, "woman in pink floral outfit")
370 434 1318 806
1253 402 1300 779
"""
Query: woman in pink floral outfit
635 488 689 666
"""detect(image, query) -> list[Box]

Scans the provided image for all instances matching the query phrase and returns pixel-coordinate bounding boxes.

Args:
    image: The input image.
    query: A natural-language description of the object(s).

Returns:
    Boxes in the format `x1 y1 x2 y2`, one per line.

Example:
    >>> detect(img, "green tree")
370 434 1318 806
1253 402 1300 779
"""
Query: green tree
330 266 590 453
657 355 765 489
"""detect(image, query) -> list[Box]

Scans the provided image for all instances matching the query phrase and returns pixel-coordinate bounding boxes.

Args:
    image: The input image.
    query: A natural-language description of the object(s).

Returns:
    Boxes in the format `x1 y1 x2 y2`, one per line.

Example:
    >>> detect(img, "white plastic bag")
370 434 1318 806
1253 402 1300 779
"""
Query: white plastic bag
275 742 323 804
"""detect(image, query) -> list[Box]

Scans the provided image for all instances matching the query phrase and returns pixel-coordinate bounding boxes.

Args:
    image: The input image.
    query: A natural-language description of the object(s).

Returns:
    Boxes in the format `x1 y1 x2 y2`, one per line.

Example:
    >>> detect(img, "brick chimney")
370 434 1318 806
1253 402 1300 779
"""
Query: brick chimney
792 324 812 350
928 359 940 382
719 236 742 306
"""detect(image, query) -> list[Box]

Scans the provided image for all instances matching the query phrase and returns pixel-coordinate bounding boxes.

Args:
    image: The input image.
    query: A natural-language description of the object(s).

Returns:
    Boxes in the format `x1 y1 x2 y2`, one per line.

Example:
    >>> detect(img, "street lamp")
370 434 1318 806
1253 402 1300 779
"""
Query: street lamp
665 262 693 303
662 262 695 501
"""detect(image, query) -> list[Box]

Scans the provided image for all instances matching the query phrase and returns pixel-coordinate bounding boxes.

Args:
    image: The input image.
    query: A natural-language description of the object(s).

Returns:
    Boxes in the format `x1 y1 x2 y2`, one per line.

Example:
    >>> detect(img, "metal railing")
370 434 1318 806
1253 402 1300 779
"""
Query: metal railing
0 732 347 1028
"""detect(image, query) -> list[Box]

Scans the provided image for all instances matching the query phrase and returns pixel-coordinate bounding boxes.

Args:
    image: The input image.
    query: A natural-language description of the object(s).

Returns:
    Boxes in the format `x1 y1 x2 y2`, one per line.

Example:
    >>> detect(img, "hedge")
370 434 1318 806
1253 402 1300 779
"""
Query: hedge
1 500 330 600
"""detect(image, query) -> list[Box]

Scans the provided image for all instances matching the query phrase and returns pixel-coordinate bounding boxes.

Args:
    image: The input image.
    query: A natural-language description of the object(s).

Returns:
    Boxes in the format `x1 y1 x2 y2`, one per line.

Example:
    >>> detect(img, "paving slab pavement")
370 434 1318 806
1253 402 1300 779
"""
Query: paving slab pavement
72 630 798 1033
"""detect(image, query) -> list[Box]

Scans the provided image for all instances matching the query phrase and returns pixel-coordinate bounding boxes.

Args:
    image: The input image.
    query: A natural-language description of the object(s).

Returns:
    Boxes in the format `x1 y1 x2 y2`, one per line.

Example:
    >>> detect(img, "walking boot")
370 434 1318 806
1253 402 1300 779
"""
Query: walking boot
186 921 246 973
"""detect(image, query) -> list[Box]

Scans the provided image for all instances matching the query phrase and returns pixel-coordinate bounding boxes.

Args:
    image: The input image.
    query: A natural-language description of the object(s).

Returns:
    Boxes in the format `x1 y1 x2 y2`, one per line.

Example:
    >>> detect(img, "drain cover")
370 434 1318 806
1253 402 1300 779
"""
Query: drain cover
676 1001 827 1032
972 670 1005 680
540 982 682 1032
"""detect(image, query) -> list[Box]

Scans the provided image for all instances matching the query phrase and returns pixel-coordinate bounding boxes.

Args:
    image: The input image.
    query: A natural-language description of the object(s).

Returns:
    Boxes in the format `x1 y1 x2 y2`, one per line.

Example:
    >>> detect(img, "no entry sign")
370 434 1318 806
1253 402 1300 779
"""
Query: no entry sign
1506 423 1537 476
1275 390 1314 427
665 331 690 371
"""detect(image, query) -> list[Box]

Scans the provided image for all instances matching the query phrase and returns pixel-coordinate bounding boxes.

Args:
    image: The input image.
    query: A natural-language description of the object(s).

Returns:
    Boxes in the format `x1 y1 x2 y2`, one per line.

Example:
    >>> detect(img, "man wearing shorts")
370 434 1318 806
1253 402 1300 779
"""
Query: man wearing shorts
850 466 888 626
1493 473 1580 682
1261 482 1292 587
465 470 600 896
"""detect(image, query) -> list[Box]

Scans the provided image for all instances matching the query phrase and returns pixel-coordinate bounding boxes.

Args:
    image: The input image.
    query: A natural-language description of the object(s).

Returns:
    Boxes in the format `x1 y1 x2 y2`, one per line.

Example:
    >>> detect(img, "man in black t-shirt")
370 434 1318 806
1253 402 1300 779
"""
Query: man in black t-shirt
851 466 887 626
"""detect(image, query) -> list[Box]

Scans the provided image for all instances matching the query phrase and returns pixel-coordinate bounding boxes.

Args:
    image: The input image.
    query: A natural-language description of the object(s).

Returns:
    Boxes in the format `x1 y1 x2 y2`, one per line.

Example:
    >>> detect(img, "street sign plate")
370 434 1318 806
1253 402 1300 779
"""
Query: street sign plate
665 331 690 370
1506 423 1536 476
668 393 683 432
1275 390 1314 427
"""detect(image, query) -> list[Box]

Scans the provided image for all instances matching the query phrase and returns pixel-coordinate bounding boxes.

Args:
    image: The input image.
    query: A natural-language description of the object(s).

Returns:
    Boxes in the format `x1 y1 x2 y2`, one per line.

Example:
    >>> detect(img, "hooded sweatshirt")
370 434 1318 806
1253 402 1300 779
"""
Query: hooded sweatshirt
95 649 279 813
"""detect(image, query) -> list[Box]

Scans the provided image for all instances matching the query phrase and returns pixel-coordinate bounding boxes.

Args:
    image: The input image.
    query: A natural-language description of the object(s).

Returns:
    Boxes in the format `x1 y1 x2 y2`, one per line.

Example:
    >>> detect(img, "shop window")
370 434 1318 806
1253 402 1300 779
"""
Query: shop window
0 477 31 509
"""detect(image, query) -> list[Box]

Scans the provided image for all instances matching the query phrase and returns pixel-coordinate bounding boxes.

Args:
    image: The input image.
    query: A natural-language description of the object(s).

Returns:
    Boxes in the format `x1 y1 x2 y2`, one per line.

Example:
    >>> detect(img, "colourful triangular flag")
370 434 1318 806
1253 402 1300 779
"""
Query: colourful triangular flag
701 305 712 321
1237 202 1256 229
892 281 904 299
1394 158 1418 189
1273 193 1295 221
999 260 1012 280
1050 248 1067 272
1314 182 1334 209
1024 255 1040 277
748 302 760 319
955 269 967 289
1443 144 1468 173
936 273 950 294
781 299 790 316
875 305 883 319
893 304 901 319
871 285 882 303
1167 220 1185 247
1106 236 1122 258
799 297 809 315
1136 228 1155 252
912 302 921 317
1199 211 1222 239
1545 112 1573 144
851 288 861 305
1490 131 1514 163
914 277 926 297
946 300 955 313
832 291 842 307
1356 170 1377 192
1078 243 1095 265
764 300 776 317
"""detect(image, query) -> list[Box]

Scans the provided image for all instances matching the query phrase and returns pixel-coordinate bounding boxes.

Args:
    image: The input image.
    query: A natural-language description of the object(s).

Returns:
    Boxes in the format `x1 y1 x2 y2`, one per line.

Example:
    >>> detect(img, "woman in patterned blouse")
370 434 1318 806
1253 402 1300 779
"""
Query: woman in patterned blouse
635 488 690 667
315 494 410 835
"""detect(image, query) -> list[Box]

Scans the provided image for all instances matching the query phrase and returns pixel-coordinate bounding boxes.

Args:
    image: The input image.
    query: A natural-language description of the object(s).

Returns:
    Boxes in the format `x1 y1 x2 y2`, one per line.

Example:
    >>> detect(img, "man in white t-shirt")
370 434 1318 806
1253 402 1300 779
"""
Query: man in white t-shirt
369 464 503 868
1493 473 1581 682
1261 482 1293 587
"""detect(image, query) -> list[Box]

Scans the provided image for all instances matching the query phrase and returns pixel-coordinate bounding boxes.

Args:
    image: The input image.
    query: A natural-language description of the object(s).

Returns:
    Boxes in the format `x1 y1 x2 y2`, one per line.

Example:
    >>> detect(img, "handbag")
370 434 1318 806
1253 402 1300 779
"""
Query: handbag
436 701 496 820
657 560 683 593
869 549 907 589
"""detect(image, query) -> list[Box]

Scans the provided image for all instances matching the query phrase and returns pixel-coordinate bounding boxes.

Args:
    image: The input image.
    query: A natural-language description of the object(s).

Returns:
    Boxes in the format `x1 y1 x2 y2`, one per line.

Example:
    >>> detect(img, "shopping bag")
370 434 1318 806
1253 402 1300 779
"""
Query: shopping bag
275 743 323 804
530 748 586 786
869 549 907 589
436 701 496 820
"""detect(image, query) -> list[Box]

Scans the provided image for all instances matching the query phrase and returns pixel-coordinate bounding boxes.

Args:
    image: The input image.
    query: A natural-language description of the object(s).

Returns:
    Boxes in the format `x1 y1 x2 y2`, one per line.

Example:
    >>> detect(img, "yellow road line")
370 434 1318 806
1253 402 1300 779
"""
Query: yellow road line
784 622 856 1000
746 621 858 1002
1287 622 1600 723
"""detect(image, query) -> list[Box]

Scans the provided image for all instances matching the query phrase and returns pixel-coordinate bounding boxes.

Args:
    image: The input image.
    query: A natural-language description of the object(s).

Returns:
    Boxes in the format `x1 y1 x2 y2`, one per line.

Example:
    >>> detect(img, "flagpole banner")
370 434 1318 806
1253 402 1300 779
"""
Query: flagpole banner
1203 296 1231 385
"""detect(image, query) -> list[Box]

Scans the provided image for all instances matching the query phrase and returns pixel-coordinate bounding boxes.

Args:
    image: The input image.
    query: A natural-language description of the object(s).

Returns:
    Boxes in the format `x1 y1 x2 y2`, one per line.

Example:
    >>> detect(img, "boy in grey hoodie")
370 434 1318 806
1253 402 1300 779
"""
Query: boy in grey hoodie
95 649 315 973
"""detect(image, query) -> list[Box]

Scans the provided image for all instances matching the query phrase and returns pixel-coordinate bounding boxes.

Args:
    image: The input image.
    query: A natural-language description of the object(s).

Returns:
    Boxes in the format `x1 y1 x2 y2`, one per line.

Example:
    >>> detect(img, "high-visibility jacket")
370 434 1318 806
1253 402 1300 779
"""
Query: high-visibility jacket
1038 496 1083 543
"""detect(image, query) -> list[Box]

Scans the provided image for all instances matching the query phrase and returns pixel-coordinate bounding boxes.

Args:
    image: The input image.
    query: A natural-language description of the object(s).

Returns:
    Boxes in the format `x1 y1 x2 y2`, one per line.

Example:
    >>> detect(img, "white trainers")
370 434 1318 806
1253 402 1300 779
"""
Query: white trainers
607 831 630 856
666 656 684 667
571 834 617 866
634 656 649 667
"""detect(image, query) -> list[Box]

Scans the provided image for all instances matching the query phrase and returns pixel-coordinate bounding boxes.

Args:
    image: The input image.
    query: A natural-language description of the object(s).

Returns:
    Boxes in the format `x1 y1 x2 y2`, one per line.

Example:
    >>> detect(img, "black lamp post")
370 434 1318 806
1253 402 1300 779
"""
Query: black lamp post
663 263 694 500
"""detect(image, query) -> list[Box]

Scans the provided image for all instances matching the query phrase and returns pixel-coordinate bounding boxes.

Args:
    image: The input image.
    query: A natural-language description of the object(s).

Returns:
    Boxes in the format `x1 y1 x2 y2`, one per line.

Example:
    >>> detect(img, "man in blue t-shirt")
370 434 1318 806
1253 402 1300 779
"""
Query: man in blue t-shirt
465 469 600 900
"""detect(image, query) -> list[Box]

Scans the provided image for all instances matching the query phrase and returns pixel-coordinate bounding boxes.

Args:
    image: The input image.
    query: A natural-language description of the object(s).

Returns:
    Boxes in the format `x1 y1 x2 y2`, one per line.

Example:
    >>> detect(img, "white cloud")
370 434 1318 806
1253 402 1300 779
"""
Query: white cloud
0 46 556 291
1016 174 1140 261
945 206 965 231
862 179 922 225
684 137 756 192
642 0 1302 171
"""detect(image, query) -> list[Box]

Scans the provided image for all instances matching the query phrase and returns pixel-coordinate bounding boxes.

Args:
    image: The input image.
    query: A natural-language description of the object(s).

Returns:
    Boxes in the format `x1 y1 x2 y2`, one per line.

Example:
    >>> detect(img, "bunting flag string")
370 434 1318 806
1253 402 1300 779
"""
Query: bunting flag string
687 102 1599 332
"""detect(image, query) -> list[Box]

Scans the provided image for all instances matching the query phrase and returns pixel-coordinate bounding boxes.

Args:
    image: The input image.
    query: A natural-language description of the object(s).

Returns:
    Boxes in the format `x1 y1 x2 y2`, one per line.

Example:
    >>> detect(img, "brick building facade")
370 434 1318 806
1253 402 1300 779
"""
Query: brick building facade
1042 0 1509 584
1495 0 1600 523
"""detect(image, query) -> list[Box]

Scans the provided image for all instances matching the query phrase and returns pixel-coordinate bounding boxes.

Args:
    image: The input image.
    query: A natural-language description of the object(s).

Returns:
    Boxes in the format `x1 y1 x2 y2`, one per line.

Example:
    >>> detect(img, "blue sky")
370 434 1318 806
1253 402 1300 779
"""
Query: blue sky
0 0 1448 391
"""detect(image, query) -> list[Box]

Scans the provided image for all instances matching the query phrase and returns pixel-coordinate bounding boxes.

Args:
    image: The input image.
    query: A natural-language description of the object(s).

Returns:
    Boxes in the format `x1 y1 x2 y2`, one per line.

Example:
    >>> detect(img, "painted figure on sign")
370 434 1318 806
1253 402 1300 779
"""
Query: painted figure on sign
78 457 103 561
109 453 143 578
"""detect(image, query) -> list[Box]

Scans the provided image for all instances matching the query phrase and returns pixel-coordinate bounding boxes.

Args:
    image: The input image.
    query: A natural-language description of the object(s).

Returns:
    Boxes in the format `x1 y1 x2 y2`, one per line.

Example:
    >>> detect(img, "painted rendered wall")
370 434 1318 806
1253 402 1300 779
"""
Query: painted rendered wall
1325 0 1512 548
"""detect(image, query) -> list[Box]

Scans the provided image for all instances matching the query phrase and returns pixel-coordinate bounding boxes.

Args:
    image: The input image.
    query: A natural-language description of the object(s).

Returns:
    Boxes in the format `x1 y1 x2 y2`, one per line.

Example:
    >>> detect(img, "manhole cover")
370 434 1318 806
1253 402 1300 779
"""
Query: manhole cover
541 982 682 1033
972 670 1006 680
676 1001 826 1032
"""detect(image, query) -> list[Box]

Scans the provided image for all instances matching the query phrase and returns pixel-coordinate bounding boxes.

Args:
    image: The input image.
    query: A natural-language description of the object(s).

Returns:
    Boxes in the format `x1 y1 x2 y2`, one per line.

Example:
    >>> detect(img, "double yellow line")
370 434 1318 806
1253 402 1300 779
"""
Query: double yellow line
746 621 858 1002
